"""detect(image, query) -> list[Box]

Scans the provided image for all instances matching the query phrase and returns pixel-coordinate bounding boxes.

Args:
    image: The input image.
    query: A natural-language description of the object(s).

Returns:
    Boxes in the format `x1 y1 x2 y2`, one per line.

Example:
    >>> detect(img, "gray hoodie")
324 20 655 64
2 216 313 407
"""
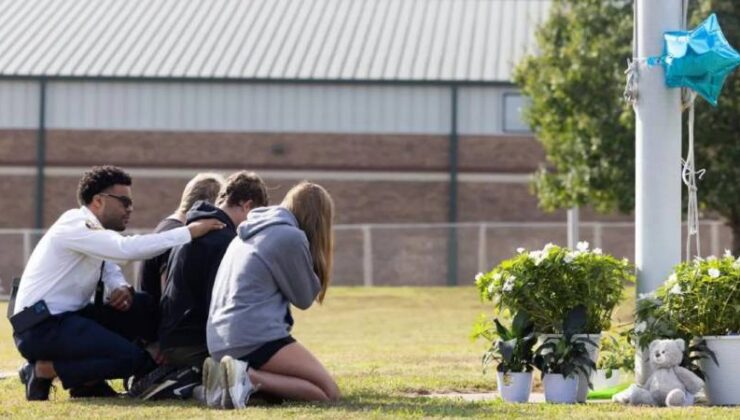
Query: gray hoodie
206 206 321 361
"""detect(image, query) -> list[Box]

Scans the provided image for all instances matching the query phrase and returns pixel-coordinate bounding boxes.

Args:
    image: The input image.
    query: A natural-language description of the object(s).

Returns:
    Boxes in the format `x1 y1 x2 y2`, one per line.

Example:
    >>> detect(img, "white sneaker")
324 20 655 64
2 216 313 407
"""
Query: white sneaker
220 356 253 409
202 357 224 408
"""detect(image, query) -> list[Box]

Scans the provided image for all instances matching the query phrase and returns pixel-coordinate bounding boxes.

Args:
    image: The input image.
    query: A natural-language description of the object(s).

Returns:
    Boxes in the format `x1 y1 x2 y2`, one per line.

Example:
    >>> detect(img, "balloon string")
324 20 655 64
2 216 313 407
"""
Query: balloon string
682 91 704 261
623 58 651 106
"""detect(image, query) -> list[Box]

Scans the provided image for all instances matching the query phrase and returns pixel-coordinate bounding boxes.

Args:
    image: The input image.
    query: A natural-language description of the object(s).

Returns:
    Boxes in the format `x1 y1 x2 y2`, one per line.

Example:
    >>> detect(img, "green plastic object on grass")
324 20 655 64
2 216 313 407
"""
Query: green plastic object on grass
587 383 631 400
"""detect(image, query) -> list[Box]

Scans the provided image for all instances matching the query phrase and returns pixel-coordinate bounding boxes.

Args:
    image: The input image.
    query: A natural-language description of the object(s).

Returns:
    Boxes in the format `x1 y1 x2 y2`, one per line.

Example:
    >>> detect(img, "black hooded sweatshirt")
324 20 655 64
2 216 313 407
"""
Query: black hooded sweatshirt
159 200 237 350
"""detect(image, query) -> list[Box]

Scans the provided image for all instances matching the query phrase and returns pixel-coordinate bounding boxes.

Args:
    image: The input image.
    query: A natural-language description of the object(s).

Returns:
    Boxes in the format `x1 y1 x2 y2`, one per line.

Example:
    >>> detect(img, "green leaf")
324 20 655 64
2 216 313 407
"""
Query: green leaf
494 319 510 340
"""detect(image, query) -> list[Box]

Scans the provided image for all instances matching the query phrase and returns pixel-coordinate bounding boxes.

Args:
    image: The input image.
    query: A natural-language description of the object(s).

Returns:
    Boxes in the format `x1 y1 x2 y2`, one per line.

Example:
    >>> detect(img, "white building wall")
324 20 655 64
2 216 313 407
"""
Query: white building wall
0 81 39 129
1 81 521 135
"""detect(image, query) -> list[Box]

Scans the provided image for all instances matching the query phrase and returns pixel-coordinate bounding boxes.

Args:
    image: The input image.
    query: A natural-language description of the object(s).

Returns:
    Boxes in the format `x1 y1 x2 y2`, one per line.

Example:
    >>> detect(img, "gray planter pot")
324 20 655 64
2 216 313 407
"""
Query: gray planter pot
543 373 579 404
496 371 533 403
701 335 740 406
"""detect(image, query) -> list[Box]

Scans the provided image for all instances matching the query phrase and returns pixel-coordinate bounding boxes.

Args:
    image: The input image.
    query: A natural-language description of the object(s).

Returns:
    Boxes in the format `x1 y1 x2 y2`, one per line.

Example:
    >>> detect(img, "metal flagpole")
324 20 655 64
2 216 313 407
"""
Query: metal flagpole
629 0 684 388
634 0 683 295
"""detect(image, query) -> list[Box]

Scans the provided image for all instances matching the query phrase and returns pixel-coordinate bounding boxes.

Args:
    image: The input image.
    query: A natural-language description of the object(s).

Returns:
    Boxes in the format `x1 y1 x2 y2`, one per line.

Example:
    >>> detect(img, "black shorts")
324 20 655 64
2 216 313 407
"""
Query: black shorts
239 336 296 369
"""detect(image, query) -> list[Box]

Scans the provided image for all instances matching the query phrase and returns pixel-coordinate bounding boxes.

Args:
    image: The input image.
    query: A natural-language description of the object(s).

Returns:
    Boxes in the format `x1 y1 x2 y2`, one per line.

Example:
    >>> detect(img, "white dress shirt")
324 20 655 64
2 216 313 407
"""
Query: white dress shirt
14 206 192 315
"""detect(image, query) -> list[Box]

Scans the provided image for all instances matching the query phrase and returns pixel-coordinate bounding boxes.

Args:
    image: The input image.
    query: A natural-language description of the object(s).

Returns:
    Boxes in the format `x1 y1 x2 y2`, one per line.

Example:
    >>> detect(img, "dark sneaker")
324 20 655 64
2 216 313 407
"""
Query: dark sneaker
138 366 201 401
24 363 52 401
126 364 178 398
69 381 119 398
18 363 31 385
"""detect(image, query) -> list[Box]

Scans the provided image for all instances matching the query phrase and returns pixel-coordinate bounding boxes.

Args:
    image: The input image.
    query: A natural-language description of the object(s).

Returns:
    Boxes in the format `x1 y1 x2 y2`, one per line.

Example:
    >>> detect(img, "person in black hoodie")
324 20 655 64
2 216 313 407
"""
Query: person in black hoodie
158 171 269 369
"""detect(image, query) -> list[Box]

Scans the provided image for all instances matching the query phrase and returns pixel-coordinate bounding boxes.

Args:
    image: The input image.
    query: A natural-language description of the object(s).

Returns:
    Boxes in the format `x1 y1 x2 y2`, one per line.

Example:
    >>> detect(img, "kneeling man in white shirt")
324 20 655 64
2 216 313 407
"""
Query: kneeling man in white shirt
11 165 224 401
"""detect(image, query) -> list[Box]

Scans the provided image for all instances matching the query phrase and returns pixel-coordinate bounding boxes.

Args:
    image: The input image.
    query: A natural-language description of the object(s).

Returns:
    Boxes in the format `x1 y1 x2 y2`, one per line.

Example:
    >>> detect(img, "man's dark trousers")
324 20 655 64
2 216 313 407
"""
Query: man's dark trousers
13 292 157 389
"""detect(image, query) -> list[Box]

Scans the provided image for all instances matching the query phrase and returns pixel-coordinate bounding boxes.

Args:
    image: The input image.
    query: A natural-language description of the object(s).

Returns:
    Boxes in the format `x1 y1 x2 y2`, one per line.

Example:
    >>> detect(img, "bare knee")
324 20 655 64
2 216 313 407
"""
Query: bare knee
320 378 341 402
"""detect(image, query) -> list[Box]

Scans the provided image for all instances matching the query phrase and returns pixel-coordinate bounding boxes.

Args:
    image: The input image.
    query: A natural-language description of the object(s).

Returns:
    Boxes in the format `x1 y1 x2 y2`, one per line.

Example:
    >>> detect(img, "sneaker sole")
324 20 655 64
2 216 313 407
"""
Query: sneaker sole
203 358 222 408
220 357 236 409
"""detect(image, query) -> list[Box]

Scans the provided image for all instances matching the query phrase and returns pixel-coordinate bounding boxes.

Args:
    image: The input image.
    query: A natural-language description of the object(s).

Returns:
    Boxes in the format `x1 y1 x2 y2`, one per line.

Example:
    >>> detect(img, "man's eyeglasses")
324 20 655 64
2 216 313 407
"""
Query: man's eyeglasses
100 193 134 209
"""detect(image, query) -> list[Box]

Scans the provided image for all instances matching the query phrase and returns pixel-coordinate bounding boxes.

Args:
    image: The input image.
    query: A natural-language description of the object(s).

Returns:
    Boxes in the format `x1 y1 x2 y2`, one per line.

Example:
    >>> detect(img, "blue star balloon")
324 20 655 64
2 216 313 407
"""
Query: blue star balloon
661 13 740 106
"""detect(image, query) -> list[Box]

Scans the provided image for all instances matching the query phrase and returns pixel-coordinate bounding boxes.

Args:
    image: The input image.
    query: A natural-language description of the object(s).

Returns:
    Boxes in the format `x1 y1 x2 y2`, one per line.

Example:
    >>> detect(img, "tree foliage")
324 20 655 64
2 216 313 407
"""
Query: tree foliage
515 0 740 252
692 1 740 252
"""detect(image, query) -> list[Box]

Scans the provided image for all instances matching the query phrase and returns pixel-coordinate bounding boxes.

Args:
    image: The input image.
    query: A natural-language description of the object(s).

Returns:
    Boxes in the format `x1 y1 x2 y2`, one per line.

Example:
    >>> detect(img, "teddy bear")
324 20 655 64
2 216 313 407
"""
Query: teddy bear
613 338 704 407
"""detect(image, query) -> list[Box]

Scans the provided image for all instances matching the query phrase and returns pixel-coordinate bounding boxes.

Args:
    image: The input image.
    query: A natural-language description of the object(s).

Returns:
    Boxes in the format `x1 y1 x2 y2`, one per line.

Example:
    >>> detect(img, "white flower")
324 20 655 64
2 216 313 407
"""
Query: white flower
593 248 603 255
530 250 546 266
487 283 495 295
543 243 556 254
516 247 525 254
669 284 682 295
621 258 630 266
634 321 647 334
734 258 740 270
493 272 502 281
564 252 575 263
667 273 677 284
724 249 733 258
576 241 589 252
503 276 516 292
708 268 721 279
474 272 485 283
707 255 717 262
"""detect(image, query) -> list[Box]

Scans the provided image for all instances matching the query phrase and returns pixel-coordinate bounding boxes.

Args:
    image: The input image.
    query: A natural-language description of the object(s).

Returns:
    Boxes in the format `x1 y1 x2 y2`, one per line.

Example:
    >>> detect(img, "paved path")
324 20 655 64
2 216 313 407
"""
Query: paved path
419 391 614 404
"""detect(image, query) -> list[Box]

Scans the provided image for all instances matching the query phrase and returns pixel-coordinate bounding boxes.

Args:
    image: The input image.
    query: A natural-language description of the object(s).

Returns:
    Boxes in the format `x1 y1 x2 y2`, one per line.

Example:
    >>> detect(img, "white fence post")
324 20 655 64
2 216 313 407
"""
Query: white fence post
710 221 720 257
478 224 487 273
567 207 579 249
23 231 32 264
593 222 603 250
362 225 373 287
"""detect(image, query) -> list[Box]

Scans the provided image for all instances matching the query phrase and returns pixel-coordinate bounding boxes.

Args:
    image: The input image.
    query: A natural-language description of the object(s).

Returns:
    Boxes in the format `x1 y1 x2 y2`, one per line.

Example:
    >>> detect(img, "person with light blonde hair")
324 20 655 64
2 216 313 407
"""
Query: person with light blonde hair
202 181 339 409
139 173 225 303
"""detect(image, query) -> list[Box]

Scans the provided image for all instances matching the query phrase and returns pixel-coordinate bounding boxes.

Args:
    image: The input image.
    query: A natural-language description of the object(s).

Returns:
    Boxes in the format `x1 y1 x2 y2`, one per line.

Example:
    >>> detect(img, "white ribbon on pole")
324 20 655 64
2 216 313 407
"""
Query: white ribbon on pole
681 91 705 260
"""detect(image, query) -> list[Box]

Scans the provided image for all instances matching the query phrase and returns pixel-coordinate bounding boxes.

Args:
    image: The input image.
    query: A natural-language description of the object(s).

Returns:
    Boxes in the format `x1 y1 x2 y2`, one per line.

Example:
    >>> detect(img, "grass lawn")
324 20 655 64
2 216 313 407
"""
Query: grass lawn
1 287 739 418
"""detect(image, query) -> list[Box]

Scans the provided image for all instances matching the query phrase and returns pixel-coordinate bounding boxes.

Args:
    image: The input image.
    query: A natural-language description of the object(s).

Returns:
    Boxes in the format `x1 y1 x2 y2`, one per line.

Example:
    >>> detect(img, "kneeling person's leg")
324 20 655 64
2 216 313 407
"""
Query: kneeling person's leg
251 341 340 402
48 314 155 389
80 292 158 343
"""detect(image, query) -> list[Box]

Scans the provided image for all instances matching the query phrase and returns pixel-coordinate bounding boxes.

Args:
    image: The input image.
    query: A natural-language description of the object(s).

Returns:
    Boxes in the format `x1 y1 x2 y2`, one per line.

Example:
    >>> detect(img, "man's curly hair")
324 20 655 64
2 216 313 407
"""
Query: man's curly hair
77 166 132 205
217 171 269 208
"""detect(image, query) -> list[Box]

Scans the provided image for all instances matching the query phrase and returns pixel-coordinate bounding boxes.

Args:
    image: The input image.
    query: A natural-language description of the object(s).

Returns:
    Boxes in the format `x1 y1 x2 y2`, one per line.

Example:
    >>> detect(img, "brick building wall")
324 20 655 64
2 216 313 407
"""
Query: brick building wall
0 129 735 290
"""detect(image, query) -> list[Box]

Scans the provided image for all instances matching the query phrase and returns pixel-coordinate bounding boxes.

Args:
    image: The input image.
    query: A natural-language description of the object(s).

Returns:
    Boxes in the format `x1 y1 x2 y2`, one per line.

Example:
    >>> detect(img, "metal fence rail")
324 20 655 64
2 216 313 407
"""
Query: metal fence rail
0 220 731 294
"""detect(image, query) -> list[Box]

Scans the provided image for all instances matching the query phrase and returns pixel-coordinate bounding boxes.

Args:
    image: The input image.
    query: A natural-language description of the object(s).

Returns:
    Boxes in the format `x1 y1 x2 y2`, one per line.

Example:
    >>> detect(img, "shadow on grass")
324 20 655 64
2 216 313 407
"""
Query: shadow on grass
67 391 514 417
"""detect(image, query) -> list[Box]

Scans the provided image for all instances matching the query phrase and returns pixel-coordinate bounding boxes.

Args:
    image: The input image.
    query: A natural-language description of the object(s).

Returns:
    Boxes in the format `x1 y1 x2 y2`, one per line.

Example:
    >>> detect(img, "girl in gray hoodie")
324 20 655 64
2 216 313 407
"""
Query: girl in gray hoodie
205 182 339 408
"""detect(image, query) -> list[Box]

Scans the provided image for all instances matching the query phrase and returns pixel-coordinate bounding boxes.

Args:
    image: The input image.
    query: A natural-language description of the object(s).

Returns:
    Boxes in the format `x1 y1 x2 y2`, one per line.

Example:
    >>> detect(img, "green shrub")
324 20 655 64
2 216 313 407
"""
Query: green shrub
476 242 633 333
642 252 740 338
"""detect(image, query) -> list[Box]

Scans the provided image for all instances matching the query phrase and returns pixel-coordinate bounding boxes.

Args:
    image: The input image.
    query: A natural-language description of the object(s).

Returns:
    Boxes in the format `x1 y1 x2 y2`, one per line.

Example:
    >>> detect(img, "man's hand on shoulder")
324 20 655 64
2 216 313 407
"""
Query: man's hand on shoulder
187 218 226 239
109 286 134 312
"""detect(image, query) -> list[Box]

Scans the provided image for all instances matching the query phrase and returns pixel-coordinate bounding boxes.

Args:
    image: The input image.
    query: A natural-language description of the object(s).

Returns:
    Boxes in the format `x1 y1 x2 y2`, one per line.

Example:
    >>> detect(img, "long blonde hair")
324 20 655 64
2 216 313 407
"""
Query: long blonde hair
281 182 334 303
177 172 224 215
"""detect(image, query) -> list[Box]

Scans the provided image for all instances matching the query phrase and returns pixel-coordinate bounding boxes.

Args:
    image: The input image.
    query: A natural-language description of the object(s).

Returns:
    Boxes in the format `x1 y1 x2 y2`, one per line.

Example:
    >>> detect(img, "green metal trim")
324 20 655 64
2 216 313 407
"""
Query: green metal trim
34 79 47 229
0 74 514 88
447 86 459 286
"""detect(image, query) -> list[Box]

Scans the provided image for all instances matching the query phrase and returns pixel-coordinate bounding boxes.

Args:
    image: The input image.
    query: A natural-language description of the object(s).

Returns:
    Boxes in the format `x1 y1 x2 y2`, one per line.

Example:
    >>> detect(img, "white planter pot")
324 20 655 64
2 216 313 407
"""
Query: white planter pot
592 369 621 391
540 333 601 403
543 373 579 404
700 335 740 406
496 371 533 403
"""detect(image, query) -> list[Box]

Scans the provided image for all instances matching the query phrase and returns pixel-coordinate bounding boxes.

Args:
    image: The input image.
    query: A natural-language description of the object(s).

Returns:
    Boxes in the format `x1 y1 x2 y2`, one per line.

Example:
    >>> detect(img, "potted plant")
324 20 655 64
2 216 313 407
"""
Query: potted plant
472 311 537 402
641 252 739 405
593 332 634 390
476 241 633 401
534 306 597 404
